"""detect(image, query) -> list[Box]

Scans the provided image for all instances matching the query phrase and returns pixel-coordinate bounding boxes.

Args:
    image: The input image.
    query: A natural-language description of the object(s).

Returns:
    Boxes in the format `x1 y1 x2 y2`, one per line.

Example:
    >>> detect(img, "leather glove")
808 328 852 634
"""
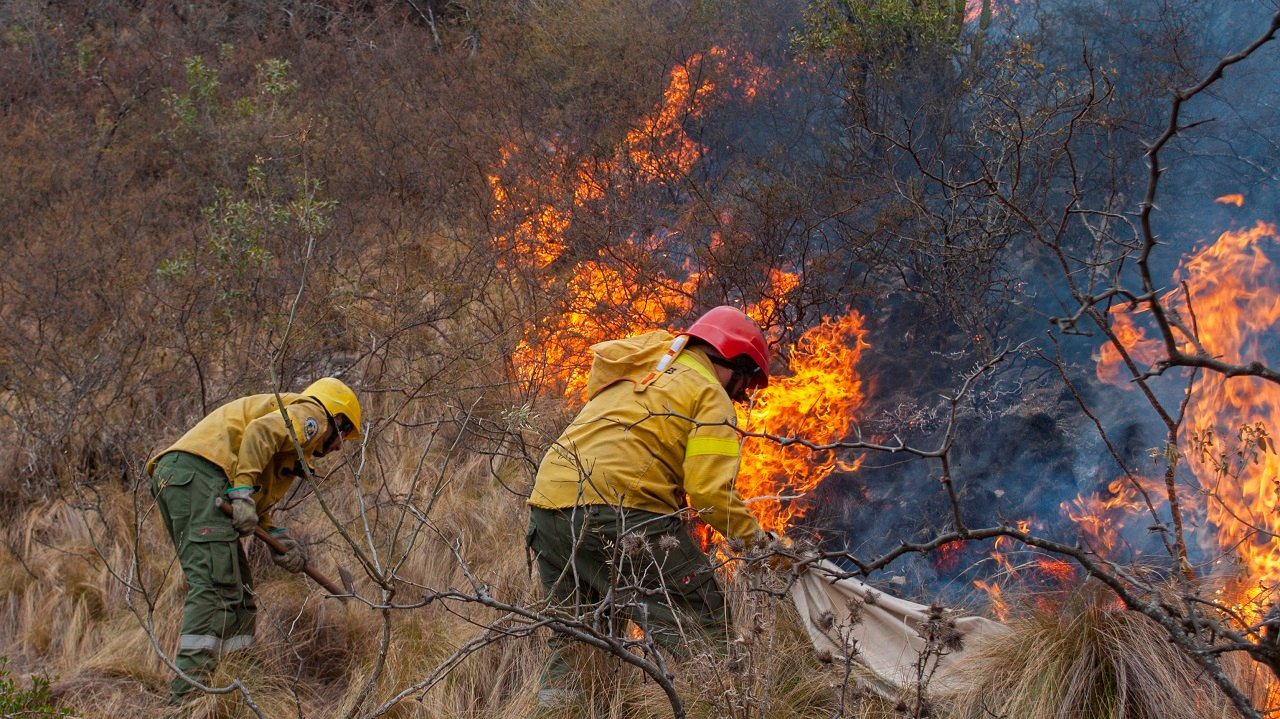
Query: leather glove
270 530 307 574
226 488 258 535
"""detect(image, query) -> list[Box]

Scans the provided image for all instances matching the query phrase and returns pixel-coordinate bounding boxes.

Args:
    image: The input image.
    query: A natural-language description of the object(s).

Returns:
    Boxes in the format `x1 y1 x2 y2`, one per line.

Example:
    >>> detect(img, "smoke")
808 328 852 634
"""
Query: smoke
761 0 1280 606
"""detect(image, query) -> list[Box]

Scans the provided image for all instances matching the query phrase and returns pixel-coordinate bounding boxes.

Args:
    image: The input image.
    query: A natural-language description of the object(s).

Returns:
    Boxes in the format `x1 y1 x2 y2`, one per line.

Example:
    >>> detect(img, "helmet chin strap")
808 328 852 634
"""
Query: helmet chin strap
705 352 759 402
726 370 751 403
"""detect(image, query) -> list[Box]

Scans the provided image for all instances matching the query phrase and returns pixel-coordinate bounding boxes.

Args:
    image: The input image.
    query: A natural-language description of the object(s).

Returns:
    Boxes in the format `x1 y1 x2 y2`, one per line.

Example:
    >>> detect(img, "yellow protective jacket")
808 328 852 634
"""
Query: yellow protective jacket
146 393 330 531
529 330 761 542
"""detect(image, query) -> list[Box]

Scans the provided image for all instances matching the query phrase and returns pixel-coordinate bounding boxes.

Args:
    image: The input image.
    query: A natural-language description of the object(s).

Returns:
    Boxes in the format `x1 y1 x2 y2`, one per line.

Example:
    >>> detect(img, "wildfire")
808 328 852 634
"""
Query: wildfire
1216 193 1246 207
1095 219 1280 599
973 579 1008 620
496 46 870 539
492 48 768 398
1063 476 1161 554
1095 311 1163 387
932 540 965 574
972 518 1080 610
737 312 870 535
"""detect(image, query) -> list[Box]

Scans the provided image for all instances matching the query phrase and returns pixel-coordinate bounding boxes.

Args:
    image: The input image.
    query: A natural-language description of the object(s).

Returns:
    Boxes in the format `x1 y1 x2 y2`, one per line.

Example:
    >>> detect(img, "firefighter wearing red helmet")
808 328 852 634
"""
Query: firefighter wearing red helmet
527 306 773 709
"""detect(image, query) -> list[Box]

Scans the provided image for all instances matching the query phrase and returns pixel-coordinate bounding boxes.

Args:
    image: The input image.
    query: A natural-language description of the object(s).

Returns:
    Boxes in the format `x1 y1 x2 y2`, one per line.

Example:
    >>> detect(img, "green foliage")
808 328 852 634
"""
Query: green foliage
179 162 336 314
163 55 222 127
257 58 298 98
795 0 967 74
0 658 76 718
156 252 193 280
73 40 94 74
2 23 32 49
163 53 298 127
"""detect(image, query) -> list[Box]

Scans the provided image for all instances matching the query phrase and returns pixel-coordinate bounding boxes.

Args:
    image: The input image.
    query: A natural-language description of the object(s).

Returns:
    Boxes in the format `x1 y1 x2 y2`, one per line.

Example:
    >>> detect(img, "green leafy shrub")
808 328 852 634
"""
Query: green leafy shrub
0 657 77 717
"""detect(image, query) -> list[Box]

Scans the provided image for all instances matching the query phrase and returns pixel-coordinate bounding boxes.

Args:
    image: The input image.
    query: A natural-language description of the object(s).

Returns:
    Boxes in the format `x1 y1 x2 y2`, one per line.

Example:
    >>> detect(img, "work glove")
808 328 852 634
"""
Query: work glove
270 529 307 574
225 488 258 536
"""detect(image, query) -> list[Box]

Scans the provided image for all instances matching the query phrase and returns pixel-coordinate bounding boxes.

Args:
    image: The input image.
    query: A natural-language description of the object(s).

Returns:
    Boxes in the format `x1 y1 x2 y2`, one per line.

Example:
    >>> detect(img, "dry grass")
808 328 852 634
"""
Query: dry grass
6 439 1278 718
943 581 1276 719
0 435 846 718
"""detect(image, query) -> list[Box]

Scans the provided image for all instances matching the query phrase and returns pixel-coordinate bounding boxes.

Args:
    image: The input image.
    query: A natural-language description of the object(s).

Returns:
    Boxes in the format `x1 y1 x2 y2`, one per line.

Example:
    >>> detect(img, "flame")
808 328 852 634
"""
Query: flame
623 57 711 181
974 579 1008 620
510 262 698 397
1036 557 1077 583
932 540 965 573
1095 221 1280 602
965 0 1018 23
736 312 870 535
1095 311 1163 387
486 144 574 267
1062 476 1162 553
1216 194 1245 207
494 47 871 540
492 48 773 397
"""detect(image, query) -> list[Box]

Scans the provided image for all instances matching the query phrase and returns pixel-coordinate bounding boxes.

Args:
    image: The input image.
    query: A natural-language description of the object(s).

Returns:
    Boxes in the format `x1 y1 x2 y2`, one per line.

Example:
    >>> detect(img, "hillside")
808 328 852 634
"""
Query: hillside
3 1 1280 717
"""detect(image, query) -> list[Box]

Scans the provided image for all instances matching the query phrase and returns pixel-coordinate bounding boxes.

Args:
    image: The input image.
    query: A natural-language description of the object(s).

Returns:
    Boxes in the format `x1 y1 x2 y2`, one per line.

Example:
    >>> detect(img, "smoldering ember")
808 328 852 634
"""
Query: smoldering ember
1 1 1278 718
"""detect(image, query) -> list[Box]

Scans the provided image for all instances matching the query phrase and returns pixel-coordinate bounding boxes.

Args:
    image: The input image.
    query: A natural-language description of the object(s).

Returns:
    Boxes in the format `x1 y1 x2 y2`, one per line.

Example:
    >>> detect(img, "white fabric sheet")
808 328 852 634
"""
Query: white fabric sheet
789 559 1012 696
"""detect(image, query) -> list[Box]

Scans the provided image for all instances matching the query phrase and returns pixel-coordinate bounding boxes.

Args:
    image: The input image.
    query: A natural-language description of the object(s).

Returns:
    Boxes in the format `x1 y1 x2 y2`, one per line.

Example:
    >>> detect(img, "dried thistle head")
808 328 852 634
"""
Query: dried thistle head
815 648 834 664
817 610 836 631
658 534 681 553
618 533 649 556
844 599 866 626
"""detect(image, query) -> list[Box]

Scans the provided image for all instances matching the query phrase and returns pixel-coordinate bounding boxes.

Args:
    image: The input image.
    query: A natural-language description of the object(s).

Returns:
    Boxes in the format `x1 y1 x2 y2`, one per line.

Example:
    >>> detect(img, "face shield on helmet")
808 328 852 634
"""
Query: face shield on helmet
302 377 362 440
681 306 770 397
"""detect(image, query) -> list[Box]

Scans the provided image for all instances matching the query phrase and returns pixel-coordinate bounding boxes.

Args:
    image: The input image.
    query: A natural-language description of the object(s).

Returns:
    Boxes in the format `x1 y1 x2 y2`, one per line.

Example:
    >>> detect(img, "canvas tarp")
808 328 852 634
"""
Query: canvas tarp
789 559 1013 696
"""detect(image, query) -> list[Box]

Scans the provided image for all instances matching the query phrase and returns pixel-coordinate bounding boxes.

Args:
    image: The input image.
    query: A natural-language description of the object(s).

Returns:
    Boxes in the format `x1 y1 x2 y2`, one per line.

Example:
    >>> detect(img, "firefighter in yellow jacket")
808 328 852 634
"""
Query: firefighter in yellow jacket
146 377 361 702
527 306 771 707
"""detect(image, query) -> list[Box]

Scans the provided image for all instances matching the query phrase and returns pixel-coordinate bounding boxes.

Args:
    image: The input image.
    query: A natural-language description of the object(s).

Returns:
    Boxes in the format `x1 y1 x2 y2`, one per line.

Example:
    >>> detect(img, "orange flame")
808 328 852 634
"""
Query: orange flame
1063 476 1162 553
499 48 871 543
1096 221 1280 599
1036 557 1077 583
932 540 965 573
494 48 771 397
1095 311 1163 387
974 579 1008 620
736 312 870 535
965 0 1018 23
1216 194 1245 207
510 263 698 397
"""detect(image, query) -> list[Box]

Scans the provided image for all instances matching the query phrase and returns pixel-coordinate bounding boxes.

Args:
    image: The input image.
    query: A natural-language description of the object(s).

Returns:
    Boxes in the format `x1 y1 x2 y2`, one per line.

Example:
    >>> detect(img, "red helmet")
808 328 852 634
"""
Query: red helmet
681 306 770 390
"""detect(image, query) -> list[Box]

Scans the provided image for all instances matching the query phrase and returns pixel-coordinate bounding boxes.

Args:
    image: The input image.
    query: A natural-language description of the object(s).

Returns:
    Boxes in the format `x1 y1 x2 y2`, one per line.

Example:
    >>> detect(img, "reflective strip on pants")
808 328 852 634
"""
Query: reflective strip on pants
179 633 255 654
222 634 254 652
180 634 220 652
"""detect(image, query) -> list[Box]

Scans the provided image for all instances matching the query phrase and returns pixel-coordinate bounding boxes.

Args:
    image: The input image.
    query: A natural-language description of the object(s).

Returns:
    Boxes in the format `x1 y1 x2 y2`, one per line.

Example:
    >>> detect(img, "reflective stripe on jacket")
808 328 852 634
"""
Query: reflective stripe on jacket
529 330 761 541
146 393 330 529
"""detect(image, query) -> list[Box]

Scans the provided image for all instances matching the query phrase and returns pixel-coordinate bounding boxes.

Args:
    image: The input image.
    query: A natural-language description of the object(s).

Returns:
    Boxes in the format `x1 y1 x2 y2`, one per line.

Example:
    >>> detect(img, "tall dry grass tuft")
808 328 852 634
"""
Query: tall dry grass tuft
944 580 1275 719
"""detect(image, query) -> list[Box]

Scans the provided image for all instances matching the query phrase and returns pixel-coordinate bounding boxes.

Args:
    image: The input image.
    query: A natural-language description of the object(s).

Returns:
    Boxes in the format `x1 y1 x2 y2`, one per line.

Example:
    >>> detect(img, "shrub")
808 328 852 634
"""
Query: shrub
0 657 77 718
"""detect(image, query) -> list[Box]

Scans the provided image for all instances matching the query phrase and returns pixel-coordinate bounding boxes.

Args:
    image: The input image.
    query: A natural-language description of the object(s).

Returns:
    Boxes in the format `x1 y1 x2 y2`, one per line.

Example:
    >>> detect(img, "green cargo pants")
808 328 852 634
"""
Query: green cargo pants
527 505 730 688
150 451 256 701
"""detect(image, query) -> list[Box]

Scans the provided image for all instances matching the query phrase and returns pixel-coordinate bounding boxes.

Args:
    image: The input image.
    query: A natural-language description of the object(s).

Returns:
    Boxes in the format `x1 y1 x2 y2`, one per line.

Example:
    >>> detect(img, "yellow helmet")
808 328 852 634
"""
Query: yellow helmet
303 377 362 439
